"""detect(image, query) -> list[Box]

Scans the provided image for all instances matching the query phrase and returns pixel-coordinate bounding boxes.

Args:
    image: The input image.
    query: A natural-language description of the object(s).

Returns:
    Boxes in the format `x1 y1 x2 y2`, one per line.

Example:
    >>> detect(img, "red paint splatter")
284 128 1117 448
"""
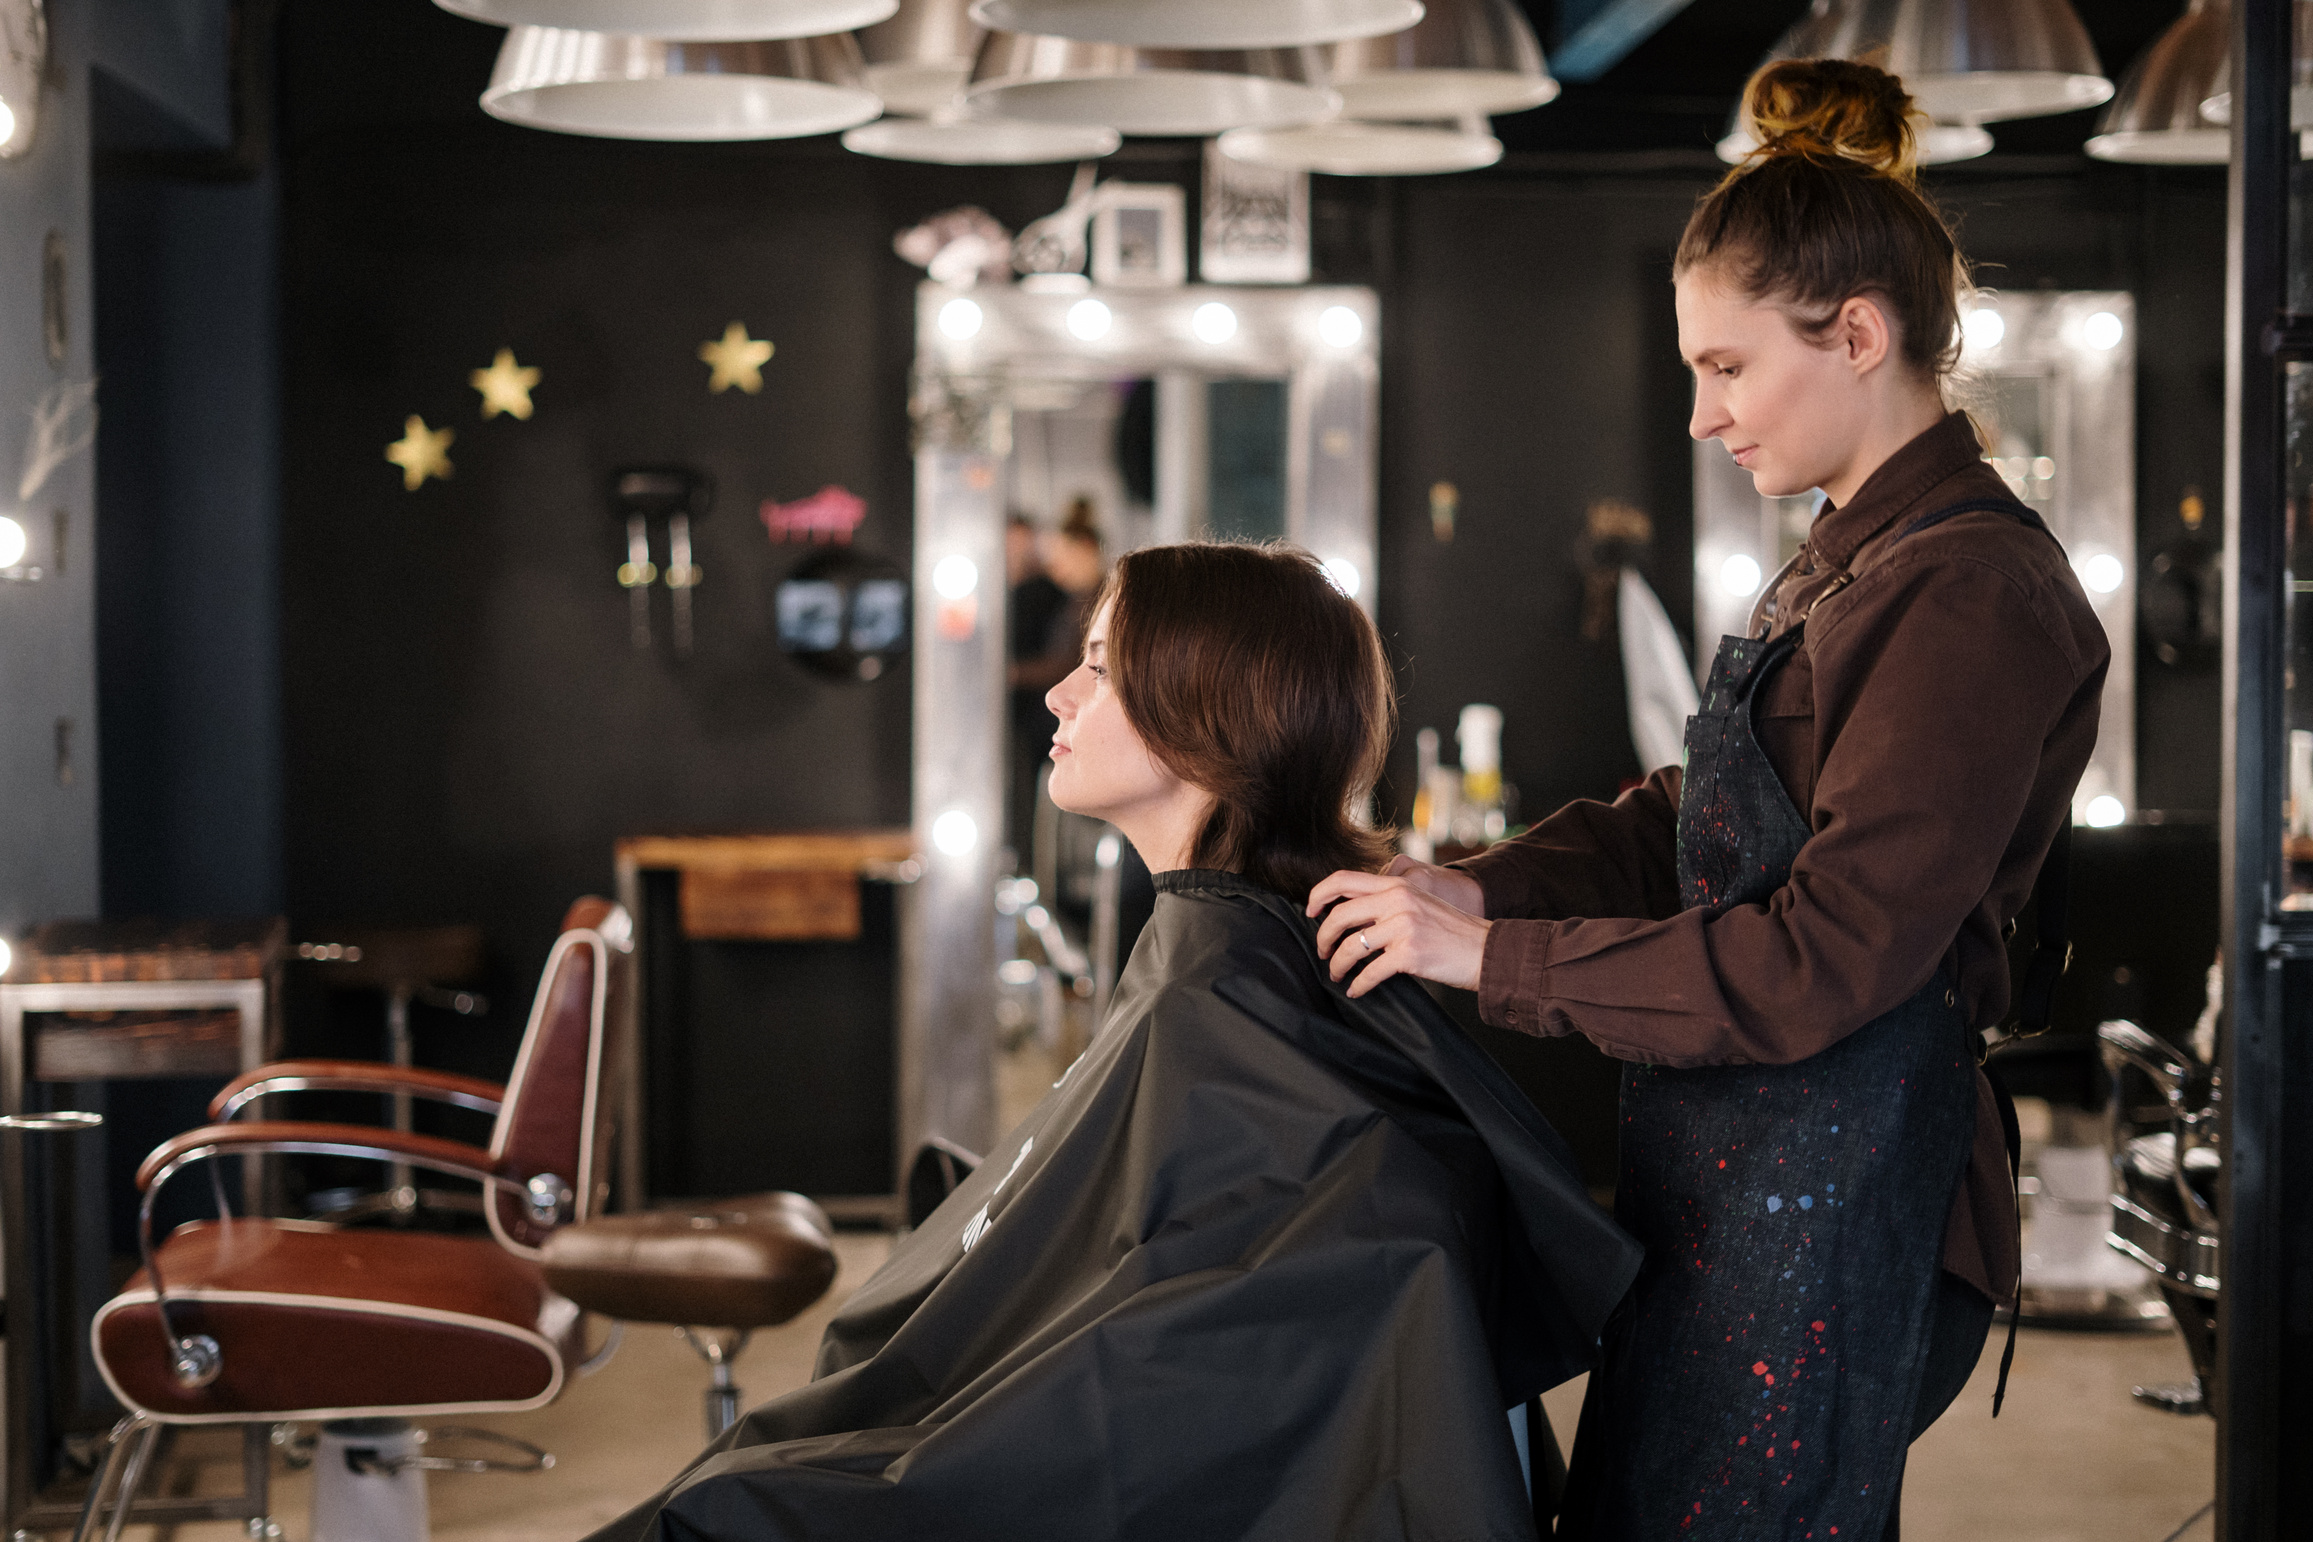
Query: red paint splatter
1752 1362 1768 1376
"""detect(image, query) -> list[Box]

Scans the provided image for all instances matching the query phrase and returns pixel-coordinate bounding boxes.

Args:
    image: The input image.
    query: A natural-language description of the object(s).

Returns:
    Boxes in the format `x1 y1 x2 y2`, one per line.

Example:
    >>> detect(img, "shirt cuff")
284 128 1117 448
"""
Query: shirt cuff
1475 918 1559 1035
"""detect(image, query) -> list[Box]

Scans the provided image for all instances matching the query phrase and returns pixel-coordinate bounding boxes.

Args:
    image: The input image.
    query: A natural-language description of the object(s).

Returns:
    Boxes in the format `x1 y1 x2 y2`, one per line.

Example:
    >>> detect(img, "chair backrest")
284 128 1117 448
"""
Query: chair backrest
485 897 632 1256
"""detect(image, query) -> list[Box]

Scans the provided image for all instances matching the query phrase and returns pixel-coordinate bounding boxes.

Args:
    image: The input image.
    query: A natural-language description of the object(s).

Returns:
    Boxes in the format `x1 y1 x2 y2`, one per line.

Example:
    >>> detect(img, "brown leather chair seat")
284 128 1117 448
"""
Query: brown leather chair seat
539 1192 836 1328
95 1220 562 1423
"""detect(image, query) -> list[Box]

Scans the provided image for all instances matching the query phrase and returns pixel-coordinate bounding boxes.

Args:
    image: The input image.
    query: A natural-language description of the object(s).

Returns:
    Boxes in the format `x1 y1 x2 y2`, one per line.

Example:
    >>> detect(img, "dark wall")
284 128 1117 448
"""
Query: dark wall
1373 158 2231 824
248 2 2230 1087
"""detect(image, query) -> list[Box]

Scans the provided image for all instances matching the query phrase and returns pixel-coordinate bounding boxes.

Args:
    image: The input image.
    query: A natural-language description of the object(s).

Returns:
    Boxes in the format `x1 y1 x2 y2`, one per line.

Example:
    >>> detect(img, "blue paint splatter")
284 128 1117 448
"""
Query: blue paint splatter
1830 1125 1839 1133
1766 1196 1783 1213
1799 1195 1814 1210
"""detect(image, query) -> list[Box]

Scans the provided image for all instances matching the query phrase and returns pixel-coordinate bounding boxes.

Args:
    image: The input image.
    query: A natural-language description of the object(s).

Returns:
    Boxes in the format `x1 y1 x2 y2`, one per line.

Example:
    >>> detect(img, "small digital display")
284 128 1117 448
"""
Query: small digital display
850 580 908 653
777 580 844 652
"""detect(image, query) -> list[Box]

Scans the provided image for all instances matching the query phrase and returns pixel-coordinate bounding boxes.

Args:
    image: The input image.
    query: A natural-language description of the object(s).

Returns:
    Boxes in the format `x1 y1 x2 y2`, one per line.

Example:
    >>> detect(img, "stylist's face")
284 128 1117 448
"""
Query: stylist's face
1045 602 1185 825
1678 267 1876 501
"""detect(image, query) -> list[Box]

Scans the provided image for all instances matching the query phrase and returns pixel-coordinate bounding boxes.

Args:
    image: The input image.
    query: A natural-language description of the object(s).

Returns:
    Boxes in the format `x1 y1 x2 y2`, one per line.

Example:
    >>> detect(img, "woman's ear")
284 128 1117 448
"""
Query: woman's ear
1837 295 1897 376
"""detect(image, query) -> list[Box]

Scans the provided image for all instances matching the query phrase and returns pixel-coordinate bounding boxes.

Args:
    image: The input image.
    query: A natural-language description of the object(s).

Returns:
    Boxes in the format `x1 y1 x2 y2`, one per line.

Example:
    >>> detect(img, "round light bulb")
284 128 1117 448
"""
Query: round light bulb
1191 302 1238 344
1962 308 2005 350
1317 305 1363 348
2083 311 2124 351
1066 298 1111 342
2084 795 2126 829
932 554 979 600
0 516 26 569
0 100 17 151
938 297 984 340
1321 557 1362 598
2079 553 2125 594
0 937 12 978
932 809 978 856
1719 553 1762 598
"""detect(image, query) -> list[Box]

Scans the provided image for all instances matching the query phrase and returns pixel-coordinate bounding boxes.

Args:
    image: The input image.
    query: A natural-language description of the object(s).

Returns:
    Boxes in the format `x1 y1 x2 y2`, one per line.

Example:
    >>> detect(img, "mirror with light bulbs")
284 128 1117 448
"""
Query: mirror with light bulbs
1694 289 2138 827
895 278 1380 1166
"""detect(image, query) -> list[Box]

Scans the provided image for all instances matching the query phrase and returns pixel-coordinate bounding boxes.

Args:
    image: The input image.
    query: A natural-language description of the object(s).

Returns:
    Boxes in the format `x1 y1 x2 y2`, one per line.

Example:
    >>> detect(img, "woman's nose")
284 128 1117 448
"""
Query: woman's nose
1046 669 1077 720
1689 382 1726 443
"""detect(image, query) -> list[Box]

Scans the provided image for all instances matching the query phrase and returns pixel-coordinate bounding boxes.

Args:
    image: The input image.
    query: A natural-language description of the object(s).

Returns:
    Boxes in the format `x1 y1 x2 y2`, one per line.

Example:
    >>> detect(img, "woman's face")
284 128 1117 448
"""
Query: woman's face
1045 601 1193 828
1676 267 1880 501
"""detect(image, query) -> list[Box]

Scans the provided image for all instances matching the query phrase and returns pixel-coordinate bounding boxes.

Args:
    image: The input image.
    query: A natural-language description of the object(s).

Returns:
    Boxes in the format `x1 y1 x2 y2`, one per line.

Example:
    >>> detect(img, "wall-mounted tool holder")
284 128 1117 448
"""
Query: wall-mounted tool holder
611 467 713 658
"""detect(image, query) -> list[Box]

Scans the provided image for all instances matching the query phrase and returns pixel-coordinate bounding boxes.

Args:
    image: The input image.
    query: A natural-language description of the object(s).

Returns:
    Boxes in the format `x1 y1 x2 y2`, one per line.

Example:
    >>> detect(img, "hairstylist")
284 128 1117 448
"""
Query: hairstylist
1308 60 2107 1541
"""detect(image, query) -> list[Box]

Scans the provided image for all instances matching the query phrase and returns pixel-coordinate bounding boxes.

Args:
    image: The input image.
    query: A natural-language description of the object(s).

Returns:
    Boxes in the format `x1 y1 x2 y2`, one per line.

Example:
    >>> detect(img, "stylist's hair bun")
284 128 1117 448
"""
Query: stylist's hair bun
1743 58 1918 182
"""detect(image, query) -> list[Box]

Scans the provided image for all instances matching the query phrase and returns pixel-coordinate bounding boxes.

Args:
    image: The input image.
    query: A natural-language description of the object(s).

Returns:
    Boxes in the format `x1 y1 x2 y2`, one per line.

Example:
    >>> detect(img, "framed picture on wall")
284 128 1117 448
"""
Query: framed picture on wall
1091 183 1187 288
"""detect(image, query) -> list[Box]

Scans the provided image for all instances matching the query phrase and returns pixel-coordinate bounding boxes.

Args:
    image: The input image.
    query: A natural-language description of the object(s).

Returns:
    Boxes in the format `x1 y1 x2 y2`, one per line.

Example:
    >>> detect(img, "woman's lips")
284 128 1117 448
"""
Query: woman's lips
1731 445 1757 468
1050 739 1069 759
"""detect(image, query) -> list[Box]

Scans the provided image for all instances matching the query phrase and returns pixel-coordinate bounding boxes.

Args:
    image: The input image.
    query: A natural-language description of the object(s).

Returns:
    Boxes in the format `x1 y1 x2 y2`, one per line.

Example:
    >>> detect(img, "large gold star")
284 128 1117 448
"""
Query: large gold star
470 348 541 420
386 415 454 491
698 321 774 394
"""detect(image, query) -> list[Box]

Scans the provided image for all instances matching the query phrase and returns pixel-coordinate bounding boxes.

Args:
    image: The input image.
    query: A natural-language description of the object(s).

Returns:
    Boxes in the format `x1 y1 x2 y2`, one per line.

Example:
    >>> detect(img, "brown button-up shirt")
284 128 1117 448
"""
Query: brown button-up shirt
1456 413 2109 1302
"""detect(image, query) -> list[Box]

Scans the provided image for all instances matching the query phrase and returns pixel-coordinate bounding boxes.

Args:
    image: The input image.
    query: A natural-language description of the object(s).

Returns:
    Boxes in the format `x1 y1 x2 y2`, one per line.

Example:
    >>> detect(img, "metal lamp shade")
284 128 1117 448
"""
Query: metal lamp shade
438 0 899 40
963 33 1338 135
1219 117 1502 173
1713 115 1992 165
965 0 1421 49
1770 0 2110 125
1326 0 1555 119
2085 0 2227 163
843 115 1121 160
2201 4 2313 127
860 0 988 115
482 29 883 140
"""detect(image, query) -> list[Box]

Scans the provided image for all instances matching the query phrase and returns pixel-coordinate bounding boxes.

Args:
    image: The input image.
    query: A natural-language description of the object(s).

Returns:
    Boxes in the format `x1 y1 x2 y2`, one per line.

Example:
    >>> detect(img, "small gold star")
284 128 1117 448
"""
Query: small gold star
386 416 454 490
698 321 774 394
470 348 541 420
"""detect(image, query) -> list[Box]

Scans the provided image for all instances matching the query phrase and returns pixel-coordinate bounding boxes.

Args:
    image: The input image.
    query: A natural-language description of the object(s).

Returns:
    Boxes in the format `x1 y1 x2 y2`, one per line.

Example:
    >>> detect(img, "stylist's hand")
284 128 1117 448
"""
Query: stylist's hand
1307 862 1493 998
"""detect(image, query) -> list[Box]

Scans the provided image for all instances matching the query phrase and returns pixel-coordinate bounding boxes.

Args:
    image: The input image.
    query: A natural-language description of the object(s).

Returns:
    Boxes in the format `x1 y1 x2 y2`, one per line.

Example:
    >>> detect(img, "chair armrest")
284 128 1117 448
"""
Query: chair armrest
2096 1020 2192 1101
209 1060 506 1122
138 1120 503 1194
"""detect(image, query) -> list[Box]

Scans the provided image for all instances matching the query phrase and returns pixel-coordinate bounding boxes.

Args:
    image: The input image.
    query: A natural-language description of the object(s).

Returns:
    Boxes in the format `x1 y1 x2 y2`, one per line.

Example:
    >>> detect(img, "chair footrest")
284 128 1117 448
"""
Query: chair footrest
540 1193 837 1329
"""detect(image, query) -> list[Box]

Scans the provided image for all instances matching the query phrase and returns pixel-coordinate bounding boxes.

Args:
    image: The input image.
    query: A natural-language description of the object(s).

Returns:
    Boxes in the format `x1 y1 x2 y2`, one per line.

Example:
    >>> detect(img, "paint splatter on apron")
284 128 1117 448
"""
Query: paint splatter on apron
1557 620 1978 1541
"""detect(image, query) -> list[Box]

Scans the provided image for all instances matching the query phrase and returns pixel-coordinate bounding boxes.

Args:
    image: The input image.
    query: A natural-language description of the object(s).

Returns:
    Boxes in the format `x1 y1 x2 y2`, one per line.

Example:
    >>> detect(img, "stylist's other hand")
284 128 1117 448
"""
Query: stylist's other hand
1381 855 1487 916
1307 867 1492 998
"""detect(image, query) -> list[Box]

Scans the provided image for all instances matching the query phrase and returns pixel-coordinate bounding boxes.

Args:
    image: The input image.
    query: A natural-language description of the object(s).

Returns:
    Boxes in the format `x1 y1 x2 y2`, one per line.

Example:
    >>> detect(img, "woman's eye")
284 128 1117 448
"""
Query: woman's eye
1088 663 1108 680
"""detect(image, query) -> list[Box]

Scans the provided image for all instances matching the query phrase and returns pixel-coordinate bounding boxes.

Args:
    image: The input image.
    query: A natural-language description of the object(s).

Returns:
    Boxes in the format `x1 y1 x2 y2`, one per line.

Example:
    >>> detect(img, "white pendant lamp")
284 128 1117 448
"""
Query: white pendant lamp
860 0 988 115
2085 0 2227 163
482 28 883 139
1219 116 1502 174
438 0 899 39
1326 0 1556 119
1713 116 1993 165
844 114 1121 160
1769 0 2111 125
2200 3 2313 128
964 33 1338 135
964 0 1422 51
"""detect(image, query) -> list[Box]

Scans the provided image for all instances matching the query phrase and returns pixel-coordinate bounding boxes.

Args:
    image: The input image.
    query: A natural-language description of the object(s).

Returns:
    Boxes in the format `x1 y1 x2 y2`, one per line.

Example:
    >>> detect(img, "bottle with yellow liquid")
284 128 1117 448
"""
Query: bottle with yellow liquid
1451 705 1505 848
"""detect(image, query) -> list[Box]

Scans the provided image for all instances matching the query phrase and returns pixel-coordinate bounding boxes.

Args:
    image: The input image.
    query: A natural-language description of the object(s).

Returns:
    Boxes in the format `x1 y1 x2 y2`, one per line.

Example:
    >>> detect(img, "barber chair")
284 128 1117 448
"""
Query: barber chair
72 898 631 1542
2099 1018 2221 1413
540 1192 838 1438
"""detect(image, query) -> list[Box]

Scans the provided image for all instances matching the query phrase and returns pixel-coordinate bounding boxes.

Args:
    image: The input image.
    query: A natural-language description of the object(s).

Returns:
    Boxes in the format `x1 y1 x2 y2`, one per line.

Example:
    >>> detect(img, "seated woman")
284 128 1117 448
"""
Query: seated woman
590 543 1638 1542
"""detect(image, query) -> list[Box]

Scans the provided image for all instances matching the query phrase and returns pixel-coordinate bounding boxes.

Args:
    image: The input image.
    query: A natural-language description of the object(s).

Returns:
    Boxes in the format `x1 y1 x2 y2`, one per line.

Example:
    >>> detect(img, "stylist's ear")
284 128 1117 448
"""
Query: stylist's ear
1840 295 1894 377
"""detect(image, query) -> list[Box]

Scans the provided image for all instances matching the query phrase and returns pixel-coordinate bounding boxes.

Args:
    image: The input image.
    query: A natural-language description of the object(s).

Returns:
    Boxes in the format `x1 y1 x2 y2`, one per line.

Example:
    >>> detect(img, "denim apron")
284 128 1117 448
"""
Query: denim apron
1558 499 2045 1540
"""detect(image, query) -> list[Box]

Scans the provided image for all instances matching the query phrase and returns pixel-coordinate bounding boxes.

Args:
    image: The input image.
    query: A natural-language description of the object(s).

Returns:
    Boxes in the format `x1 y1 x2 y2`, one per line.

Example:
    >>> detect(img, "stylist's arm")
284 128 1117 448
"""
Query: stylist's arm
1308 857 1491 996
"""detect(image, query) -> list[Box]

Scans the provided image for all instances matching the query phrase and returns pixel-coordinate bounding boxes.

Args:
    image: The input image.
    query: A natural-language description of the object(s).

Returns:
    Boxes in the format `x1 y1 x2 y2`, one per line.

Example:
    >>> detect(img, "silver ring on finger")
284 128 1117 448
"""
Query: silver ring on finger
1358 931 1373 953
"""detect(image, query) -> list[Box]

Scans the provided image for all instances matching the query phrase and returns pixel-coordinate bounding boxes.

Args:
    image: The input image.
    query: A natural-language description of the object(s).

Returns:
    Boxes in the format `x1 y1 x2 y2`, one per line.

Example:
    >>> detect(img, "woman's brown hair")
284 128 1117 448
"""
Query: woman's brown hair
1099 541 1396 901
1676 58 1966 381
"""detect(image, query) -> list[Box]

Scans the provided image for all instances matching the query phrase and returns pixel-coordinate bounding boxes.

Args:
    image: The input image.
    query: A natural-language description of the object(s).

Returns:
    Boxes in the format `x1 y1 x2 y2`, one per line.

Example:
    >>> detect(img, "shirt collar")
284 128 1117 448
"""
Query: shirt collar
1806 411 1985 571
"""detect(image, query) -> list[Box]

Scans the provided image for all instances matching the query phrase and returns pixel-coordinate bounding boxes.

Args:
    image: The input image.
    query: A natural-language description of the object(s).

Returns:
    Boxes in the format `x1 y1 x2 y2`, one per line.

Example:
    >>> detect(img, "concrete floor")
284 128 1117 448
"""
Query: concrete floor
101 1036 2214 1541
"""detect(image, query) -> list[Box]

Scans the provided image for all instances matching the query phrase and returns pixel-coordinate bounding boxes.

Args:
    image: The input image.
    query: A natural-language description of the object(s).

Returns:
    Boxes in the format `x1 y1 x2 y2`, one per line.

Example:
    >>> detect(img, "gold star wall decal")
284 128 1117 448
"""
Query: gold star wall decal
699 321 774 394
386 415 455 490
470 348 541 420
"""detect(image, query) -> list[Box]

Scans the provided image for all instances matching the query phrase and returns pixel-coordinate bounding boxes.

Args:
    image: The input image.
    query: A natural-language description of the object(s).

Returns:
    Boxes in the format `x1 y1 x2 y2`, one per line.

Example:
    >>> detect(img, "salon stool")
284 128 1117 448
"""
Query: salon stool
539 1193 837 1437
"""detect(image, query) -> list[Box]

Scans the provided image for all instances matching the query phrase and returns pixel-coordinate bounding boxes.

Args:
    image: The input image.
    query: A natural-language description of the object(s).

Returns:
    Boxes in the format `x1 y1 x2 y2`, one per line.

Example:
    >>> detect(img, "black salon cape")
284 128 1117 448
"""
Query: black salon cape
589 871 1639 1542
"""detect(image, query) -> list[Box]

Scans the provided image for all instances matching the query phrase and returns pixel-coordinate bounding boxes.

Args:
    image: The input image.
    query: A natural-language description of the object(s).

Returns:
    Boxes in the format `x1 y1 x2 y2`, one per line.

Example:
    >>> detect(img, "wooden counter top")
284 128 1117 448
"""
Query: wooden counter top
615 831 918 943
